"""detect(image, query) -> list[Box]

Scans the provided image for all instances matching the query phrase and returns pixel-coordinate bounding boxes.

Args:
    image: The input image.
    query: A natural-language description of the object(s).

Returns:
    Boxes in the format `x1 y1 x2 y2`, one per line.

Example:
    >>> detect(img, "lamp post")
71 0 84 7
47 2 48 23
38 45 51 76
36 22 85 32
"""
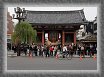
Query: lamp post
12 7 27 56
12 7 27 23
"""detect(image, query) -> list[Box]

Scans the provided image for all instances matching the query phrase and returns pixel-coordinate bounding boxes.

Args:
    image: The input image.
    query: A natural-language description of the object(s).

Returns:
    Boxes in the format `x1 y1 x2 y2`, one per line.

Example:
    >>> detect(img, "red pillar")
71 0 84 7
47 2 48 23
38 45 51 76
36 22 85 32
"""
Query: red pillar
42 31 44 45
74 32 76 44
62 30 65 46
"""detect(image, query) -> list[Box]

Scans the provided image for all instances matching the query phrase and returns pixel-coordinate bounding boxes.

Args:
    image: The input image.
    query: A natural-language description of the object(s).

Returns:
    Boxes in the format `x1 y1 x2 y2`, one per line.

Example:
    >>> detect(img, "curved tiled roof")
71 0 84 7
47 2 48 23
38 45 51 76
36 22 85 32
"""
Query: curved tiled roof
25 9 86 24
84 35 97 41
79 34 97 42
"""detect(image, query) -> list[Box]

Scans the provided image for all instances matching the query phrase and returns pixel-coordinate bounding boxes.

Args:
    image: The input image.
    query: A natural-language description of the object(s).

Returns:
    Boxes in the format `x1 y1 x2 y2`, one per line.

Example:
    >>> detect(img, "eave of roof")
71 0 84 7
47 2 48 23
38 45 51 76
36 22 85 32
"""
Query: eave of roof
80 35 97 41
26 9 84 13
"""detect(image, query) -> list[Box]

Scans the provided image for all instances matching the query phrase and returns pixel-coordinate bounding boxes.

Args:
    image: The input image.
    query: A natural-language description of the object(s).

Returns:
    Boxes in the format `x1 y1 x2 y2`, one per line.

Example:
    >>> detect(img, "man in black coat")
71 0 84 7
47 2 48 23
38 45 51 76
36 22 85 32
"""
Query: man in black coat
34 45 38 56
45 46 50 57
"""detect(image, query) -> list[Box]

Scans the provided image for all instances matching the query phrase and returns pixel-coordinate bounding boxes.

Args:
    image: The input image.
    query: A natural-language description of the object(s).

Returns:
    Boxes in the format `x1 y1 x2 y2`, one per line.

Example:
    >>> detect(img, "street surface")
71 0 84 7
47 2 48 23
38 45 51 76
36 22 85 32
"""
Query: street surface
7 56 97 70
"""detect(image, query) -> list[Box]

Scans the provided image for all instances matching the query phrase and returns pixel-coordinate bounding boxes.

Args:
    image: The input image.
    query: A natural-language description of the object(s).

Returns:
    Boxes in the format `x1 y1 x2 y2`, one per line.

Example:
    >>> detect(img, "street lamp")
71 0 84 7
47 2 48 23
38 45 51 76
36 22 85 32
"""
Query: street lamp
12 7 27 23
12 7 27 56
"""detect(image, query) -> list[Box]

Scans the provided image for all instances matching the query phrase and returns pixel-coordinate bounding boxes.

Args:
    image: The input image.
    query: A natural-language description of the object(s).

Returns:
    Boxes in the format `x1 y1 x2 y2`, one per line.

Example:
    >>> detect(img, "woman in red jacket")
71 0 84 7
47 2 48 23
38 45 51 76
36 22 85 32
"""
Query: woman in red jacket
50 46 54 56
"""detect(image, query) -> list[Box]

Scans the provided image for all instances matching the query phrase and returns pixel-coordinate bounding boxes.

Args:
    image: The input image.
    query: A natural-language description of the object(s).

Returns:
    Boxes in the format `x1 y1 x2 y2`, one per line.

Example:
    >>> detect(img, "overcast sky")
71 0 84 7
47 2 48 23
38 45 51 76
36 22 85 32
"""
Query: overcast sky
8 7 97 24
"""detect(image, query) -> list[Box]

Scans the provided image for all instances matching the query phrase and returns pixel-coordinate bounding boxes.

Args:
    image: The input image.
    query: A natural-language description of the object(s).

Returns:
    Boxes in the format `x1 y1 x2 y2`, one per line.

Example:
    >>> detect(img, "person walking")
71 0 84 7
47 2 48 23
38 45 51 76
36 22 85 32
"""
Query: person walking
78 44 81 56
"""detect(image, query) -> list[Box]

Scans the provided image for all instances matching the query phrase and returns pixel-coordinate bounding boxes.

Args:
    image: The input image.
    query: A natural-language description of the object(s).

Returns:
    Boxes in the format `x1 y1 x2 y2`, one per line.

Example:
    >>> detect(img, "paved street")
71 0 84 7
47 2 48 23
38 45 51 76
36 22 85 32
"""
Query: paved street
7 56 97 70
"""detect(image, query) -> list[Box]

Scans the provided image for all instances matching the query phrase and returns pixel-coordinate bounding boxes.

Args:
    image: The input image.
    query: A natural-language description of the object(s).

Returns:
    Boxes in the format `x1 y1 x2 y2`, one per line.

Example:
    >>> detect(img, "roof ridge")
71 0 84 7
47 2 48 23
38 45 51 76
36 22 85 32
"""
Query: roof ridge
26 9 83 12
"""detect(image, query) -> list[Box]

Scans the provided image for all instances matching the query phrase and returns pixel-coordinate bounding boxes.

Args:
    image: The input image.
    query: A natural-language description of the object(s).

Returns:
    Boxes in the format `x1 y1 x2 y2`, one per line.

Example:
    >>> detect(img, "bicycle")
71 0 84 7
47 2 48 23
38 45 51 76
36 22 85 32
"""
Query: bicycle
57 50 72 60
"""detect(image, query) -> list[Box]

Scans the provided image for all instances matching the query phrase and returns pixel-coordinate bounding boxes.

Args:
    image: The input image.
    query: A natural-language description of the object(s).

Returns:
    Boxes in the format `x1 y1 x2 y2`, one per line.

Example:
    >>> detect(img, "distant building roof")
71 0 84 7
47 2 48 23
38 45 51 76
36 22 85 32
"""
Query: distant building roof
25 9 87 24
78 34 97 42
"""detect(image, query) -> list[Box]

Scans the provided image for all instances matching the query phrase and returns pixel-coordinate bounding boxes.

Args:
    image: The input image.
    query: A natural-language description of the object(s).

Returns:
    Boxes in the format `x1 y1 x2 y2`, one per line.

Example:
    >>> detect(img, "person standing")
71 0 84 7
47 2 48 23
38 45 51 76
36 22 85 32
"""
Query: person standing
90 44 93 57
93 44 97 54
12 45 16 53
23 44 27 56
73 44 77 55
20 43 24 55
58 44 61 51
26 44 28 55
41 45 44 56
78 44 81 56
29 44 34 56
69 44 74 57
34 45 38 56
49 46 54 56
81 45 85 57
46 46 50 57
63 45 67 52
17 44 21 56
43 45 47 57
38 45 41 56
54 46 57 56
67 45 70 54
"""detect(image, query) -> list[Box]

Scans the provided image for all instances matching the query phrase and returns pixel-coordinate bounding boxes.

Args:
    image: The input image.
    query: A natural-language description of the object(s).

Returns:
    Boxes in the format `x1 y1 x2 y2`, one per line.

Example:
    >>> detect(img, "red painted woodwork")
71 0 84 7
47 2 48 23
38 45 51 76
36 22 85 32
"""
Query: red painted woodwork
42 31 44 45
74 32 76 44
62 30 65 46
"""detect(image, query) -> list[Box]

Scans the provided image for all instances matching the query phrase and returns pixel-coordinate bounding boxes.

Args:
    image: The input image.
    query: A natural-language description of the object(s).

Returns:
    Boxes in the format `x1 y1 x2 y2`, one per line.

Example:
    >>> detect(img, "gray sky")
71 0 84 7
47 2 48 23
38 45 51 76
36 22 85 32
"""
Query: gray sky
8 7 97 24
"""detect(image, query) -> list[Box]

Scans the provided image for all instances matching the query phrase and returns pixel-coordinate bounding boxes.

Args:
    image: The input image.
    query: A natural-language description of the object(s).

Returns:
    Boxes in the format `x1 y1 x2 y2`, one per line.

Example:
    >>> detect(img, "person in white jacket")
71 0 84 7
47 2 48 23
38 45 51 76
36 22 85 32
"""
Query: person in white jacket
62 45 67 58
63 45 67 52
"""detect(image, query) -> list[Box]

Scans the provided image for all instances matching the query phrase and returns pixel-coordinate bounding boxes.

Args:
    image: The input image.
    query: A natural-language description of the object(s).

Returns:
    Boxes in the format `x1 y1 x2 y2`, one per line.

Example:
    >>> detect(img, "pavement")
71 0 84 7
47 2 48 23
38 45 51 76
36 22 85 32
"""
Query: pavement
7 56 97 70
7 50 97 70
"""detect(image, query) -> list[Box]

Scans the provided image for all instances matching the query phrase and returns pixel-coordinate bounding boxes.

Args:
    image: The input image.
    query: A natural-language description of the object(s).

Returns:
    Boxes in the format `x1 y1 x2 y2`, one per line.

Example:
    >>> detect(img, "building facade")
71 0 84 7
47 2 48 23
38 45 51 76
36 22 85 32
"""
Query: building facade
7 12 14 49
78 17 97 45
25 10 87 46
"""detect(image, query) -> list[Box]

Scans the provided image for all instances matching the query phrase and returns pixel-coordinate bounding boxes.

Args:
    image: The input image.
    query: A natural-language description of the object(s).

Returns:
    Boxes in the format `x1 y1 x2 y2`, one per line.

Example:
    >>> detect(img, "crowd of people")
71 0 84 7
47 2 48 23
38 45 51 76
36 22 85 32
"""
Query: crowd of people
11 43 97 57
